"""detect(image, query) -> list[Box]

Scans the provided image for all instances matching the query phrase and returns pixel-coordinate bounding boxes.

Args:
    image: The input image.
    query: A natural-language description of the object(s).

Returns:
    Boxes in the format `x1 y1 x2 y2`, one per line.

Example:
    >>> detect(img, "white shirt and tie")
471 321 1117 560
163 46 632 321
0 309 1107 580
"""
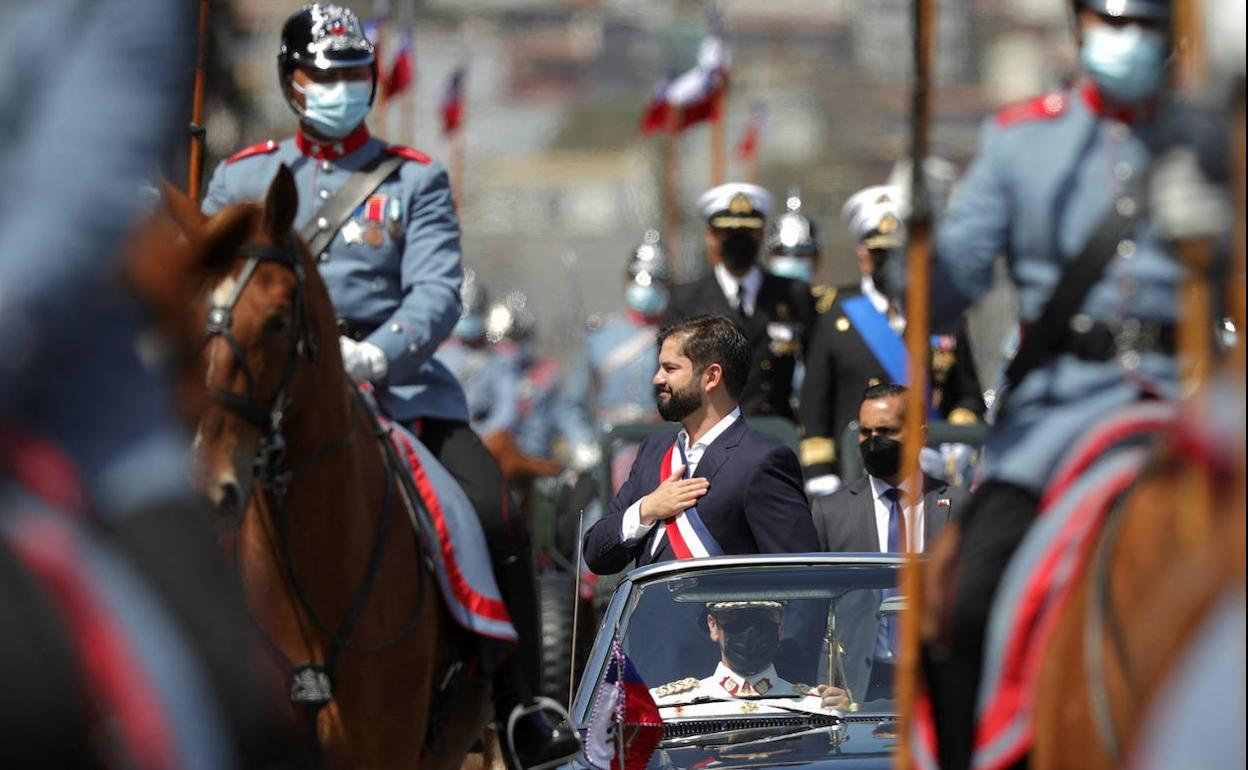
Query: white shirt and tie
715 264 763 317
861 275 906 336
867 474 926 553
620 407 742 557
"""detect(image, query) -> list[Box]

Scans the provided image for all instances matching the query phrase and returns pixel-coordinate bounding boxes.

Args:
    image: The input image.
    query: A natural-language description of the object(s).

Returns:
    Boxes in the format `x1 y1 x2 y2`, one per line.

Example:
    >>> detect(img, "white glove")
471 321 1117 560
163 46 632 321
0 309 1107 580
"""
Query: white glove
339 336 389 384
1150 146 1231 242
805 474 842 498
569 442 602 473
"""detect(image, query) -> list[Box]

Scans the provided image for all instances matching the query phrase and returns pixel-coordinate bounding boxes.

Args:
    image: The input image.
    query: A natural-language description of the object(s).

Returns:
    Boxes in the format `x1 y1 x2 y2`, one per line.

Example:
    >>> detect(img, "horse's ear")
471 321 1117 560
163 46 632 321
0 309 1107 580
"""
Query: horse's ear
163 180 208 235
203 205 256 271
264 164 298 239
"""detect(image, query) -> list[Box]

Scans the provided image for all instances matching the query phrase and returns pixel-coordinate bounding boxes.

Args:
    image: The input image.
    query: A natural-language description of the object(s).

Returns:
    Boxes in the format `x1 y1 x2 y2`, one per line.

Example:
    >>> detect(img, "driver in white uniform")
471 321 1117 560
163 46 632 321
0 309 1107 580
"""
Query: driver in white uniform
650 600 854 711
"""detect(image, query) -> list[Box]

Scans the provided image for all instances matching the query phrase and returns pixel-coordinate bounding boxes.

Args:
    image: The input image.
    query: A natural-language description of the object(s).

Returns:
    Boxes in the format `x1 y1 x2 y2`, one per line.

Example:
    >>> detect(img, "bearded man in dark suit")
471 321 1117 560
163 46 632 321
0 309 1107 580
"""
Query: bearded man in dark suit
583 315 819 575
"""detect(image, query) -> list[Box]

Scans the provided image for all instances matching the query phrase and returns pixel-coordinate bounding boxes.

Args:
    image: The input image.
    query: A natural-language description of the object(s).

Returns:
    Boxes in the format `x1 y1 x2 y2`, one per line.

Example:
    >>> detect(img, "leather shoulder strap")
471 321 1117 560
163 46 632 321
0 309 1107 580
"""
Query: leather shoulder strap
300 153 406 257
1004 184 1144 387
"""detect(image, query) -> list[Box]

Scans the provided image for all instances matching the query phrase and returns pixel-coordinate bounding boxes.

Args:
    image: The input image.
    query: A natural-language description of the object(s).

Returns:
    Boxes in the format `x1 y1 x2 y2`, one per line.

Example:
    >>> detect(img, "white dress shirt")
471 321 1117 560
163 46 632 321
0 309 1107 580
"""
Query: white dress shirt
715 264 763 317
621 407 742 555
861 275 906 335
867 474 925 553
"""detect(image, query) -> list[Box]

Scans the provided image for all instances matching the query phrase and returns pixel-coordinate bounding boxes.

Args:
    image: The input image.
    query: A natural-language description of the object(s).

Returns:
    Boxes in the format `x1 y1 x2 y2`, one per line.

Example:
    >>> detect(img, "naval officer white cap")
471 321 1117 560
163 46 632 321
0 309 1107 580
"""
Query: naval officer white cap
698 183 774 229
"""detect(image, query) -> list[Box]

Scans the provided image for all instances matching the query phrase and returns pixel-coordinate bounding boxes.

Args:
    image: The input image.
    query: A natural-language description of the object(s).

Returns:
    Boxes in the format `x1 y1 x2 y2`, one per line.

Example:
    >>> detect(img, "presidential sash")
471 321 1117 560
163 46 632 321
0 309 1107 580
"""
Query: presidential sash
656 442 724 559
841 295 908 385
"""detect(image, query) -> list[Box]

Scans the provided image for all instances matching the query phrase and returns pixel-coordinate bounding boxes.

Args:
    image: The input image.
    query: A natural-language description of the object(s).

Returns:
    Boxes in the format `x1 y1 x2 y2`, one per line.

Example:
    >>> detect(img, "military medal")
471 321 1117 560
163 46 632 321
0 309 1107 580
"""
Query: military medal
363 226 385 248
387 197 404 240
341 219 364 245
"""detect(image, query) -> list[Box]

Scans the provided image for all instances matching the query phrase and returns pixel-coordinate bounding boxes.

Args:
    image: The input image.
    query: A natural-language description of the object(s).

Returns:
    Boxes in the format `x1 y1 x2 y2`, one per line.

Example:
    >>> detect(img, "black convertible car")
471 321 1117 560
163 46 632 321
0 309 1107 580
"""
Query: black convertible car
559 554 906 770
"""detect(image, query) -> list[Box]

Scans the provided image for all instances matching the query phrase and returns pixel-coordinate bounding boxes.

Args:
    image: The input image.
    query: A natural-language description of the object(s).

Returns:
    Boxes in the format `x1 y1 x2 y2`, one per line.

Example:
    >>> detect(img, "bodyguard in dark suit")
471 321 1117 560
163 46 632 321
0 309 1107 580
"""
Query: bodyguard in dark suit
811 383 970 708
662 183 815 422
812 383 970 552
799 185 984 494
583 315 819 575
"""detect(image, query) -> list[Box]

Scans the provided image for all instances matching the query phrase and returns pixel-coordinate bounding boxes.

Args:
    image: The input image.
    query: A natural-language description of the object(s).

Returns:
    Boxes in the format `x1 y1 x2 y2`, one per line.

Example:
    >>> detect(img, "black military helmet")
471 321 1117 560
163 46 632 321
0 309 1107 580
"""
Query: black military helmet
1073 0 1171 22
278 4 378 101
626 230 672 285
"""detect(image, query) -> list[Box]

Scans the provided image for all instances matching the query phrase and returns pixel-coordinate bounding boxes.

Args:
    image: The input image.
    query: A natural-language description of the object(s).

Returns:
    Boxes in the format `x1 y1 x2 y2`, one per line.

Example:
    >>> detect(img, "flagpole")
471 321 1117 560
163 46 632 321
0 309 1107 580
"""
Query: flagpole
709 78 725 187
187 0 211 201
897 0 936 765
663 108 683 281
450 128 465 213
374 2 390 139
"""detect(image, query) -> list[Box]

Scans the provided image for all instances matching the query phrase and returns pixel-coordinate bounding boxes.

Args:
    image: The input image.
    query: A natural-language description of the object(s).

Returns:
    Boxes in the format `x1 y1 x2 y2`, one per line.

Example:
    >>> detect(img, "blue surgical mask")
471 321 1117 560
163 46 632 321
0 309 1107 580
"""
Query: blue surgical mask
294 79 373 139
1081 24 1169 103
453 314 485 342
625 284 668 318
768 256 813 283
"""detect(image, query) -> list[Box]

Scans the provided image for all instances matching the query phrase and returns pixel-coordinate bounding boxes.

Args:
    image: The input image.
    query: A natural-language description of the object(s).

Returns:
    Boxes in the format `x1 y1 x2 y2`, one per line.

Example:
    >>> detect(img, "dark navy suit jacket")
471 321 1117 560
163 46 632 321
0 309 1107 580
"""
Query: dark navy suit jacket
583 418 820 575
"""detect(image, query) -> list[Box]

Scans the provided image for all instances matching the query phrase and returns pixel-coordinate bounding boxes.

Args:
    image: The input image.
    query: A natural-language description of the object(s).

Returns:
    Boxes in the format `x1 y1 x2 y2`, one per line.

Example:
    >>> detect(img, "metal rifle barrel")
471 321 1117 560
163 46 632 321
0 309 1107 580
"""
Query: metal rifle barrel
897 0 936 765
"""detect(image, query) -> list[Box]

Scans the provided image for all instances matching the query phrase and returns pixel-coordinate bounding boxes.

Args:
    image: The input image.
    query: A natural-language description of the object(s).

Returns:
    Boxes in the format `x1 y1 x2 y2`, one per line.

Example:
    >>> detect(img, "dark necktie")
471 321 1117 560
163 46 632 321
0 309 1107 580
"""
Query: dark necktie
735 283 749 319
884 487 907 553
878 487 906 657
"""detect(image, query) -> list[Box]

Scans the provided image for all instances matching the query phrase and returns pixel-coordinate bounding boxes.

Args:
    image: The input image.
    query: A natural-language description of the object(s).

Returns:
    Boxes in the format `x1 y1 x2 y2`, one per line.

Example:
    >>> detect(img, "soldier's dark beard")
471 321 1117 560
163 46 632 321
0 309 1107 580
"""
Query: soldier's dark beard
656 381 703 422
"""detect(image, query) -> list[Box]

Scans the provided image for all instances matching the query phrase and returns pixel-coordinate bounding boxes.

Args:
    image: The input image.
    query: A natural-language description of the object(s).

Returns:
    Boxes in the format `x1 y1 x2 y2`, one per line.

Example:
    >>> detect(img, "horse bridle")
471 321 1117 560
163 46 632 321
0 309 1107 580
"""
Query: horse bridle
203 239 319 496
201 236 431 749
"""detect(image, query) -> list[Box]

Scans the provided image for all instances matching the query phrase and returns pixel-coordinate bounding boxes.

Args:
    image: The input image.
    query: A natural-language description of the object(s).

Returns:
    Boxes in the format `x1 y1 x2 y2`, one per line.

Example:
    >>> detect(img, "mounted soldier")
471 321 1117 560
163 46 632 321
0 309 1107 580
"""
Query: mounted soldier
877 1 1229 767
201 4 576 767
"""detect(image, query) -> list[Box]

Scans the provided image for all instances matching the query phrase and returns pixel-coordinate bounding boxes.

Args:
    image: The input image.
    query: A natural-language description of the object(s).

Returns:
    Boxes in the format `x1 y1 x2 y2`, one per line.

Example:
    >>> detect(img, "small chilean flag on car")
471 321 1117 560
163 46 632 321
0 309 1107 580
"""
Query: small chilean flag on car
585 641 662 770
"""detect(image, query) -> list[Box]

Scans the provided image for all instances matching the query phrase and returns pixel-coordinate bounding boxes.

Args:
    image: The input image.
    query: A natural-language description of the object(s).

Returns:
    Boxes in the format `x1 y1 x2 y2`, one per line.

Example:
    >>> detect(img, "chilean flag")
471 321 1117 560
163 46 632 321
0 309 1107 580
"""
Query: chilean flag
440 67 466 136
639 7 730 135
585 641 663 770
380 33 414 104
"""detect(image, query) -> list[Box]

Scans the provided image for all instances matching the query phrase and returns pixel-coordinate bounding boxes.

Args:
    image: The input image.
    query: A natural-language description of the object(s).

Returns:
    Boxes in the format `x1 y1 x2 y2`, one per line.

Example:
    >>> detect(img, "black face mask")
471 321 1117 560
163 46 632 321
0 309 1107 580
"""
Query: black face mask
720 232 759 272
860 435 902 479
721 621 780 676
868 248 893 294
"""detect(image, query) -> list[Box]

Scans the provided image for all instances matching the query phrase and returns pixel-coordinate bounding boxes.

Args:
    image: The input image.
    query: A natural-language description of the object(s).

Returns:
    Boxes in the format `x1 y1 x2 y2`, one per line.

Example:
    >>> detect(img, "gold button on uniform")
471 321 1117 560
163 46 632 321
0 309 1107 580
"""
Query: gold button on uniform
836 317 851 332
760 359 772 371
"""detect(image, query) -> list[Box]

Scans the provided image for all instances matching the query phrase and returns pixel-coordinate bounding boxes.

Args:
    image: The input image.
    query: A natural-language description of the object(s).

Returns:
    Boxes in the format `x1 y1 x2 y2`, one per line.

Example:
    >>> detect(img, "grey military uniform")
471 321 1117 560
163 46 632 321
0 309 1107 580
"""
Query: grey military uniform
203 126 468 424
0 0 194 516
891 83 1189 494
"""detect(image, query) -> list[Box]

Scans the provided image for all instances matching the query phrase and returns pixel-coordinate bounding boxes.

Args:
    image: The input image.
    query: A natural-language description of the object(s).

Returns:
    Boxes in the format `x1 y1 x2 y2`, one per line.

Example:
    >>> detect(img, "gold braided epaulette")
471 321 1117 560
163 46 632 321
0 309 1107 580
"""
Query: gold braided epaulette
651 677 699 698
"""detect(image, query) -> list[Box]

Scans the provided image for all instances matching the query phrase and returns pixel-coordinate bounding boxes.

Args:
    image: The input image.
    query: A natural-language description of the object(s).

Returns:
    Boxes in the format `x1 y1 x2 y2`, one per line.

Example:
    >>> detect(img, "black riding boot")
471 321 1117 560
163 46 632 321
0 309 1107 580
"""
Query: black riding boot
417 419 578 770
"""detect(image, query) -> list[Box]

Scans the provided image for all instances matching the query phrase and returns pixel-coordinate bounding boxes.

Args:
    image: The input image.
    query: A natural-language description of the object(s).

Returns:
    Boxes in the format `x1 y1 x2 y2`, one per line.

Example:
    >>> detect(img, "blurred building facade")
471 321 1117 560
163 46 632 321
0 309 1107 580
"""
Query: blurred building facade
205 0 1077 384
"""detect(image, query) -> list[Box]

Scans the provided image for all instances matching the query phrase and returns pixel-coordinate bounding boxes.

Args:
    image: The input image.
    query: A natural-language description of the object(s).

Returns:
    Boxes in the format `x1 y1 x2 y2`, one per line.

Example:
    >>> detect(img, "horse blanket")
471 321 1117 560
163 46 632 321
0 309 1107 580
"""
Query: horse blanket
363 390 517 645
911 400 1179 770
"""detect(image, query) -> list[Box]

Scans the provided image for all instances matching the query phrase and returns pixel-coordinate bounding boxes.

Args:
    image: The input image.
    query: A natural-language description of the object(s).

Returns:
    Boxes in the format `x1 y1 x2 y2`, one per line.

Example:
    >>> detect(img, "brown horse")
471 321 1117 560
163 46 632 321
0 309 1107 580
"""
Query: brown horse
147 166 495 770
1030 398 1244 770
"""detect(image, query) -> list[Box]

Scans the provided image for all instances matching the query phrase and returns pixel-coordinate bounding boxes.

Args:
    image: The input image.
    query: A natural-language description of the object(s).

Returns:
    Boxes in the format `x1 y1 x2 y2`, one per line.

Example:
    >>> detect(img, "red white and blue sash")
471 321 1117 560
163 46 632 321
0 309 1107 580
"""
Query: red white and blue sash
656 441 724 559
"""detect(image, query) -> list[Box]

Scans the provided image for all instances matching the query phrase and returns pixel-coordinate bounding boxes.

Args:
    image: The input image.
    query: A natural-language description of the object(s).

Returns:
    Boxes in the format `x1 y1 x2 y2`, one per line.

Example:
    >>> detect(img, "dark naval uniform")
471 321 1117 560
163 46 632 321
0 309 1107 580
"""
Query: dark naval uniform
663 272 814 421
798 289 984 479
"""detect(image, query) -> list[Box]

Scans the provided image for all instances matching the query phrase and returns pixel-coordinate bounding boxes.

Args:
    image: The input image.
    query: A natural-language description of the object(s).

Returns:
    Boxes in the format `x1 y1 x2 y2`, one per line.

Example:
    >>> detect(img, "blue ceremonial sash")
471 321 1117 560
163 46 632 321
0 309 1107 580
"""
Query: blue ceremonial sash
841 295 909 385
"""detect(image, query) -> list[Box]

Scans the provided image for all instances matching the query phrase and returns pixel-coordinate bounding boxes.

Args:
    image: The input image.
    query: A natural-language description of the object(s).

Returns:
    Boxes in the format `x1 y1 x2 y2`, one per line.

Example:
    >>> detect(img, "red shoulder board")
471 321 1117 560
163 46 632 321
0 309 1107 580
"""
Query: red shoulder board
226 139 279 165
994 92 1067 127
385 145 432 164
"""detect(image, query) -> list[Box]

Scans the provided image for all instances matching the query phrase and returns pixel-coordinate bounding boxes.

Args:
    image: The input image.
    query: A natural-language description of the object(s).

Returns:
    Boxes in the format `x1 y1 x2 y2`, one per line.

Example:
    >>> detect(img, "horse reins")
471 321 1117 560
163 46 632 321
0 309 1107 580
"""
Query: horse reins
204 238 431 753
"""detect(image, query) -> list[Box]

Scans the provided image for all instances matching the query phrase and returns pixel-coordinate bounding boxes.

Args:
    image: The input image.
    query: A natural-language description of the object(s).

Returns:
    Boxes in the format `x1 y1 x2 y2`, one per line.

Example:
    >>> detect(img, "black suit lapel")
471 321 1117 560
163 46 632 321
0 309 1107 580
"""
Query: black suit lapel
690 418 747 483
857 479 884 551
922 477 951 548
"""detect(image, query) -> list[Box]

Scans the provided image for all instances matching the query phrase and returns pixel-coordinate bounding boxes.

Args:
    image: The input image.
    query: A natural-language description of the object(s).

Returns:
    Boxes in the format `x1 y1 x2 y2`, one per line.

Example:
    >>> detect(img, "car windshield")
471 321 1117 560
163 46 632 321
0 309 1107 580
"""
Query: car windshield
616 562 903 716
